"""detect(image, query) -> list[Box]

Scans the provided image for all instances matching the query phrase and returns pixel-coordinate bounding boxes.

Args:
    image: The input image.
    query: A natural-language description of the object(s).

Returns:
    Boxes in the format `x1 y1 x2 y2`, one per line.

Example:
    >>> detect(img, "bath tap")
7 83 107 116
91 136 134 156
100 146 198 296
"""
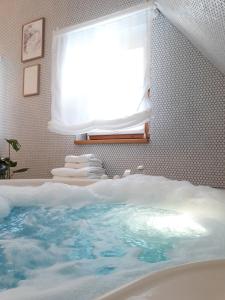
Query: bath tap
123 169 131 177
136 165 145 175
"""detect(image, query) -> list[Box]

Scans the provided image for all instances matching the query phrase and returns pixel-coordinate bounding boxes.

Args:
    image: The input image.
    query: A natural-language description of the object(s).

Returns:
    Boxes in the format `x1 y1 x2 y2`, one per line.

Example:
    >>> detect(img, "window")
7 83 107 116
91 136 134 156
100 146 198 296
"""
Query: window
49 4 154 143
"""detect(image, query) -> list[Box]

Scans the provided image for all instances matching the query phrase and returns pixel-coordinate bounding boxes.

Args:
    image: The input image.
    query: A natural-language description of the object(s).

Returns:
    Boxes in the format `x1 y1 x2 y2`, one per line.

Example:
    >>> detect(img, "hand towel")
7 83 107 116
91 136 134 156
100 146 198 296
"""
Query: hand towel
51 167 105 178
65 161 102 169
52 176 100 181
65 154 97 163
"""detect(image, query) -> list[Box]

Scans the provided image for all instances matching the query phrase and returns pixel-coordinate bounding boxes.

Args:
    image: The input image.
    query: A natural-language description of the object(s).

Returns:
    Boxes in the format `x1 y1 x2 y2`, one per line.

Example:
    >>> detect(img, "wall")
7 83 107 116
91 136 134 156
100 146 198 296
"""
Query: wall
157 0 225 76
0 0 224 187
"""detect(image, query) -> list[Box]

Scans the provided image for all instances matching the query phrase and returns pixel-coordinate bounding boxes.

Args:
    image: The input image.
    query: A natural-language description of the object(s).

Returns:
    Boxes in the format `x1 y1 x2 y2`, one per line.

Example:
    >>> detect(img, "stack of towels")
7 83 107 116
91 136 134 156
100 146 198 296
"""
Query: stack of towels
51 154 106 180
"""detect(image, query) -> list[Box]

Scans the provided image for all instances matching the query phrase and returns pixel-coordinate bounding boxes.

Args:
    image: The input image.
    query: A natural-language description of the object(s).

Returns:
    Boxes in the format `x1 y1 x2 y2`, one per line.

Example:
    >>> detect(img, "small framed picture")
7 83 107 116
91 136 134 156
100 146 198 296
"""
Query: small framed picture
22 18 45 62
23 64 40 97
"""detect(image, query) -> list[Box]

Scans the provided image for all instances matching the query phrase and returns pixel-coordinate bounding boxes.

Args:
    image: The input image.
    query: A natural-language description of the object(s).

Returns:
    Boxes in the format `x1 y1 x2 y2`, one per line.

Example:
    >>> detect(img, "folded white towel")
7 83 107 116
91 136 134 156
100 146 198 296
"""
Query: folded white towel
53 176 100 180
65 161 102 169
51 167 105 178
65 154 97 163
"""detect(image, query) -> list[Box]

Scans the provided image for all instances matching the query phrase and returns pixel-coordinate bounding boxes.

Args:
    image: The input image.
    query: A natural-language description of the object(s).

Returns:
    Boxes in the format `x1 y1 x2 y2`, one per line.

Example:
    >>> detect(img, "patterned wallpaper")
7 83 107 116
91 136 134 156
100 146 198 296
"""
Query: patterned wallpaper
0 0 224 187
156 0 225 75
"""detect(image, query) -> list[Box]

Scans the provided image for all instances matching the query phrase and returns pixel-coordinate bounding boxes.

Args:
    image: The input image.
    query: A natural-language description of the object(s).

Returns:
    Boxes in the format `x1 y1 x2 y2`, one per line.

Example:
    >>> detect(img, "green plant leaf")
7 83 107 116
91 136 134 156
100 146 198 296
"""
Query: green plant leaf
0 157 7 163
13 168 29 174
5 139 21 152
1 158 17 167
9 161 17 168
1 157 10 164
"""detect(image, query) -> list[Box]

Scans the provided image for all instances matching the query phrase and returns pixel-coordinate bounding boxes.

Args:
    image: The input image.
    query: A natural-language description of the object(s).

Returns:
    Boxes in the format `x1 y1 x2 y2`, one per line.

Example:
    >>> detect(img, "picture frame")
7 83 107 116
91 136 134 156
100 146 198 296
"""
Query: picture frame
23 64 40 97
22 18 45 62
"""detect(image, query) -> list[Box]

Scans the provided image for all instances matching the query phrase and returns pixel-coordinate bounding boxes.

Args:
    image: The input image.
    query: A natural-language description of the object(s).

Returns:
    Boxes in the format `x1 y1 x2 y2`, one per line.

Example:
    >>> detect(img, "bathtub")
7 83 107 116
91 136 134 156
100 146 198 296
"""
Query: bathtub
98 259 225 300
0 175 225 300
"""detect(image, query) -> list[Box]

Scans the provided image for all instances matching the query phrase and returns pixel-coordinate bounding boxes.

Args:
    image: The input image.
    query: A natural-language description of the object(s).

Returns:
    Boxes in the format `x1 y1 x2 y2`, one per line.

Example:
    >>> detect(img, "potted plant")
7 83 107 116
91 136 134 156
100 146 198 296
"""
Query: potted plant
0 139 29 179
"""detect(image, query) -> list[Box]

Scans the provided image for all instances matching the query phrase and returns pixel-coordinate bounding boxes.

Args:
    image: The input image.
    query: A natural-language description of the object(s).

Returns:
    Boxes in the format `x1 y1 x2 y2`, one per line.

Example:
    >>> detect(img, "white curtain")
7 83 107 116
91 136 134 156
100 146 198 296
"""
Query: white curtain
49 4 155 135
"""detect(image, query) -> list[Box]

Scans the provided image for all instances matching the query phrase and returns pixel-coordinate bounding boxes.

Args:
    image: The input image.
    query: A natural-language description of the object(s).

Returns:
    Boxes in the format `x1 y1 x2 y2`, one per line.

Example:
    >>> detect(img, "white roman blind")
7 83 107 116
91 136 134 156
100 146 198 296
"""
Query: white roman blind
49 4 154 135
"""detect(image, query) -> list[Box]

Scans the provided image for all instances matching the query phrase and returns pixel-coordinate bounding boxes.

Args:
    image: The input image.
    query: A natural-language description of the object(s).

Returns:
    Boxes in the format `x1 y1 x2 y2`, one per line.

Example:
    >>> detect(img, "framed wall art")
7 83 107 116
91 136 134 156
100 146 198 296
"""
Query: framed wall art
23 64 40 97
22 18 45 62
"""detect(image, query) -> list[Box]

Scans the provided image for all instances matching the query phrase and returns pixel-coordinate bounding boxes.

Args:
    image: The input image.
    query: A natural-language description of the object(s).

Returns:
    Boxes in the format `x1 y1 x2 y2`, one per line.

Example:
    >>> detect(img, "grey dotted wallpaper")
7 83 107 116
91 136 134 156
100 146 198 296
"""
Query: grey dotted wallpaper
0 0 224 188
157 0 225 75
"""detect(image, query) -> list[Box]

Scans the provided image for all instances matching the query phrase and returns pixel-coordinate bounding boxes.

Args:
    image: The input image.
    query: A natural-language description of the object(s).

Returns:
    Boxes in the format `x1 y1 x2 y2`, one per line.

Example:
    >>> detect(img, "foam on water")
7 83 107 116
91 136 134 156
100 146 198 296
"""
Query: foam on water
0 175 225 300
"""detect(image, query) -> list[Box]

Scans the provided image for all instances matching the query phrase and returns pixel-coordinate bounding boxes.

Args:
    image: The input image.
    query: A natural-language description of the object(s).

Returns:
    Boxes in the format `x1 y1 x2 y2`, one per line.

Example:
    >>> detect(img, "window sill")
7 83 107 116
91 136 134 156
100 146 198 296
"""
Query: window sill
74 138 149 145
74 124 150 145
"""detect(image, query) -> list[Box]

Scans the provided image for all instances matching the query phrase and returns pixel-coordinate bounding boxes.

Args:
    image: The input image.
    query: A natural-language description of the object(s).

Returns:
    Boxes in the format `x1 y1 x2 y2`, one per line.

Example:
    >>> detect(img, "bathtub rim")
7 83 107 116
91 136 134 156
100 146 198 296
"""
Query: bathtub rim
96 258 225 300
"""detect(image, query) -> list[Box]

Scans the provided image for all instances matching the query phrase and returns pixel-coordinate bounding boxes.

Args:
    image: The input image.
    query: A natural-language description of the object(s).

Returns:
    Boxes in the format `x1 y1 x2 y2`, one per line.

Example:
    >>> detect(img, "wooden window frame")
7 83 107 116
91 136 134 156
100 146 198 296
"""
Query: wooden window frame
74 123 150 145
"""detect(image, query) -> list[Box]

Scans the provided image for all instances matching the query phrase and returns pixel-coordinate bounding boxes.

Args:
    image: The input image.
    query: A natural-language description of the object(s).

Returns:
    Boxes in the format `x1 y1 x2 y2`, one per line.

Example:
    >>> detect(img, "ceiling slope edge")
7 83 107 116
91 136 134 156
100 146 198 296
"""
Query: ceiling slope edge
156 0 225 76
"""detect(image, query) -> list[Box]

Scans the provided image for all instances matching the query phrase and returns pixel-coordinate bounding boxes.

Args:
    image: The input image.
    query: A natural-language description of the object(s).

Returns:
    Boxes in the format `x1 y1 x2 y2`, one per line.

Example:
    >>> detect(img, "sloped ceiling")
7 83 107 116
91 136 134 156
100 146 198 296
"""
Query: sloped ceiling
156 0 225 75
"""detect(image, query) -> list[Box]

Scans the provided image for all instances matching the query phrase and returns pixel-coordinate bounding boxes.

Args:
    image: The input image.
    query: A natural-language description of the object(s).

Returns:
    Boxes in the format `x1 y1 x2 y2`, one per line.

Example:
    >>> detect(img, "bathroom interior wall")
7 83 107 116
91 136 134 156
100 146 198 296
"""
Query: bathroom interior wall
157 0 225 76
0 0 224 187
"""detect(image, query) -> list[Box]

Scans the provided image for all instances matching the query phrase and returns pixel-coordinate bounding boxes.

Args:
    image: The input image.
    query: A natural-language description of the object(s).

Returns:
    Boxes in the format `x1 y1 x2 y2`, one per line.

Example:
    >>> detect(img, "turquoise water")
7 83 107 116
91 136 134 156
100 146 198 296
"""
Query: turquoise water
0 203 204 291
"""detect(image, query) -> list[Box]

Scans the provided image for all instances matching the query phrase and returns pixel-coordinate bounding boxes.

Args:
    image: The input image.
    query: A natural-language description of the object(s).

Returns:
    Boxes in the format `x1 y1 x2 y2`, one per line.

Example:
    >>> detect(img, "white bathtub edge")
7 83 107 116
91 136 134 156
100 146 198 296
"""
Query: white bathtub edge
96 259 225 300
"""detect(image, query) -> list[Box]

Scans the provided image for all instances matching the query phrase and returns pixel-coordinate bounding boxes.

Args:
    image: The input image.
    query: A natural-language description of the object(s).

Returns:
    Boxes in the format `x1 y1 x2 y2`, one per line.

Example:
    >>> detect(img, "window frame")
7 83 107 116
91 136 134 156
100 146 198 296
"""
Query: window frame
74 123 150 144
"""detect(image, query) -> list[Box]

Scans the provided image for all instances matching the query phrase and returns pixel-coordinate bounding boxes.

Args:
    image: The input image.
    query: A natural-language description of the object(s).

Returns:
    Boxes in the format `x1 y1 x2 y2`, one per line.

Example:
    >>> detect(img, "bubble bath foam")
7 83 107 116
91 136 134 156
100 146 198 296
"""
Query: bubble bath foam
0 175 225 300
